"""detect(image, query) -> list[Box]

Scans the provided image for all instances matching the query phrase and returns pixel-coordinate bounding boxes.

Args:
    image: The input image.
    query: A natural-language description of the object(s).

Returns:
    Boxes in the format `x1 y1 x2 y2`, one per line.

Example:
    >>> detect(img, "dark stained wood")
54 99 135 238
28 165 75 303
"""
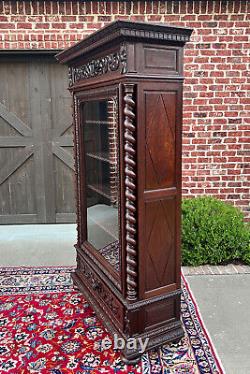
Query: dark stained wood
137 82 182 302
57 20 192 363
139 44 180 76
0 55 75 224
56 20 192 64
144 197 176 297
145 90 177 189
144 187 177 200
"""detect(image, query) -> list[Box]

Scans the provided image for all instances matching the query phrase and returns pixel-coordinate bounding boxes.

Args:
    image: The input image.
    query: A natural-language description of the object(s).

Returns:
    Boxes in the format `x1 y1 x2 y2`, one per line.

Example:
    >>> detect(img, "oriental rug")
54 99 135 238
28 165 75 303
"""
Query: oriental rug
0 267 224 374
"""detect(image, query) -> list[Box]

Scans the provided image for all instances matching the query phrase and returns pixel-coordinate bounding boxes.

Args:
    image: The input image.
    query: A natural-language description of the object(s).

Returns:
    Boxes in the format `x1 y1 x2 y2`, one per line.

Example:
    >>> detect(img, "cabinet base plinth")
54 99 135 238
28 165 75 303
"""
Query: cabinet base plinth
71 270 184 363
119 325 184 363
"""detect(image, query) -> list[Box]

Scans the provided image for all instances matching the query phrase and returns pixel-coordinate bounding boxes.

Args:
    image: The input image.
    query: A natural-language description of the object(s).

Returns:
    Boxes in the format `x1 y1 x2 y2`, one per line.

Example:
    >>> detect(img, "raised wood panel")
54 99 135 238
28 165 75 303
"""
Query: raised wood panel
144 47 177 71
145 91 176 190
135 44 181 76
138 82 181 300
144 298 175 330
145 197 176 295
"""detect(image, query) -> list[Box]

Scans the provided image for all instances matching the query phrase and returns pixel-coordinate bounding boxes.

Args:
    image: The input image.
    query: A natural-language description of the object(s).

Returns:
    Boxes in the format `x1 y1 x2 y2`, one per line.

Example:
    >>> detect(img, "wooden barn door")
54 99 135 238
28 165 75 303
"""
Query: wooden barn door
0 54 75 224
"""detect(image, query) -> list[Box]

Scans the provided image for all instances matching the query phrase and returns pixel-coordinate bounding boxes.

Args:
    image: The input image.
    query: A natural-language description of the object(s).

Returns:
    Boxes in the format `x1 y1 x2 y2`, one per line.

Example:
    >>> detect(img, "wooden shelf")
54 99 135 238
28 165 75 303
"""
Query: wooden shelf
86 152 115 164
87 183 111 200
85 120 112 125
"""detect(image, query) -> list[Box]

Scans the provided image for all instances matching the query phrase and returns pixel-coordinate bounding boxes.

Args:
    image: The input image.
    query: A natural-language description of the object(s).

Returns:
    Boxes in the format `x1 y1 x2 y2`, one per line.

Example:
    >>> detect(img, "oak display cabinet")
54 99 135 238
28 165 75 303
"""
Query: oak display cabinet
56 21 192 363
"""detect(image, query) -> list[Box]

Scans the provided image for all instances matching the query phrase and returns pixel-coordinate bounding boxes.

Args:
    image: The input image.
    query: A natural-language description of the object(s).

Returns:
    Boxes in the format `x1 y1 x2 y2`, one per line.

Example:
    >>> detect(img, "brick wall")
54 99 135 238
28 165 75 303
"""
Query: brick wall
0 1 249 219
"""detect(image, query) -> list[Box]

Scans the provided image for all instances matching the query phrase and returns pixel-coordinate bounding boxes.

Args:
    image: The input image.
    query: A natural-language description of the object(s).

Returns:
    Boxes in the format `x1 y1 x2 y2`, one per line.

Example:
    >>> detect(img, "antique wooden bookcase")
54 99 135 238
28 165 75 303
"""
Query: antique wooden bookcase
56 21 192 362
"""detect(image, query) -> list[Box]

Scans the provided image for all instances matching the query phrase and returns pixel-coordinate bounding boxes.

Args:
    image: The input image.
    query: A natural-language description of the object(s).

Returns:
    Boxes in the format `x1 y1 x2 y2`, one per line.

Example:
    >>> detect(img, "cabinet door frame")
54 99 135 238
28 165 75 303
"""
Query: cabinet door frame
137 80 183 300
74 84 123 289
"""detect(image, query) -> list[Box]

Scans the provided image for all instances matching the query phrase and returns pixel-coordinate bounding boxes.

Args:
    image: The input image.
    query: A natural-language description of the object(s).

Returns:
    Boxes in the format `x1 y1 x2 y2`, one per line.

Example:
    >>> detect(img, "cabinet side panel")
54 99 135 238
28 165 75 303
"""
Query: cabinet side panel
145 197 176 293
145 92 176 190
139 84 181 300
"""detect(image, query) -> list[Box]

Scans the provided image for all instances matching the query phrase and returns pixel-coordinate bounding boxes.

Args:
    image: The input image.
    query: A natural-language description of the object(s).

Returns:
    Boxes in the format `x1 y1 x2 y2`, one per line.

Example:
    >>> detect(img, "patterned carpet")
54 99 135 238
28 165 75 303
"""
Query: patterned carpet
0 267 224 373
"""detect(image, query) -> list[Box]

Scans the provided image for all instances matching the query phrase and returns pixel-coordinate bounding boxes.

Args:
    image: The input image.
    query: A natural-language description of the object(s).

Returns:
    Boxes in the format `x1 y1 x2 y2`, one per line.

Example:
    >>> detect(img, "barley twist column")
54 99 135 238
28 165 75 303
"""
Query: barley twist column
123 83 137 301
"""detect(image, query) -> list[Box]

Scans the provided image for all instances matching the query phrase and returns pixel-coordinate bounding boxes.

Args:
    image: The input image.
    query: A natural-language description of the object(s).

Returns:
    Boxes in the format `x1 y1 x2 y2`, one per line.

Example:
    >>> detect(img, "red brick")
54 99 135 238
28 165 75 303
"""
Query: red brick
51 23 67 29
98 2 106 14
0 22 15 29
74 16 88 22
61 16 77 22
74 3 82 14
17 22 33 29
65 2 73 15
147 15 162 22
35 23 50 29
44 2 52 14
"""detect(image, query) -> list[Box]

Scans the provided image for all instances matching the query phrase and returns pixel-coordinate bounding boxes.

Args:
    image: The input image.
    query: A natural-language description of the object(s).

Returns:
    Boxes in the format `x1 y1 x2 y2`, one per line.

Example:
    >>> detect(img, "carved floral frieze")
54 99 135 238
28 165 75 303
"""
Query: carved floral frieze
69 46 127 86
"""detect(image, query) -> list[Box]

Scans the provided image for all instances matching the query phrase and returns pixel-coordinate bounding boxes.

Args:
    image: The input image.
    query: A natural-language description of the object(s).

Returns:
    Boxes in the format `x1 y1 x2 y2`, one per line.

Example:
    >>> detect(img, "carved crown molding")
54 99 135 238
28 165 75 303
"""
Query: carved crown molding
56 21 192 64
120 28 190 42
69 46 127 86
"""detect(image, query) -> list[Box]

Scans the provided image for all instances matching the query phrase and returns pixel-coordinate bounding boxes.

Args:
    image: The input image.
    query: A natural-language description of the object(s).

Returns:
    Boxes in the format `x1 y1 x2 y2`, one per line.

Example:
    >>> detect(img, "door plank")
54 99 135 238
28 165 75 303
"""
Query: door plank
0 214 38 224
52 143 74 170
53 135 73 147
39 59 56 223
0 136 34 147
56 212 76 223
54 122 73 138
29 59 50 223
0 145 35 186
50 62 75 222
0 102 33 137
0 56 75 224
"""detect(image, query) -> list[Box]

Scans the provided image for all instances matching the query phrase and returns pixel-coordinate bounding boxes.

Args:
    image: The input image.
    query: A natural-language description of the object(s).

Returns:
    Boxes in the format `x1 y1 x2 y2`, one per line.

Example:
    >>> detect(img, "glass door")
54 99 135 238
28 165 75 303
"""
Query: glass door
82 96 120 273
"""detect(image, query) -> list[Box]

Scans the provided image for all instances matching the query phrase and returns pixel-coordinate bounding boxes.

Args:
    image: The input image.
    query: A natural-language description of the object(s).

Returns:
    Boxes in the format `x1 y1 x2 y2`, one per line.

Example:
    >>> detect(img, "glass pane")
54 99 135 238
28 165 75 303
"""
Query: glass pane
82 98 120 272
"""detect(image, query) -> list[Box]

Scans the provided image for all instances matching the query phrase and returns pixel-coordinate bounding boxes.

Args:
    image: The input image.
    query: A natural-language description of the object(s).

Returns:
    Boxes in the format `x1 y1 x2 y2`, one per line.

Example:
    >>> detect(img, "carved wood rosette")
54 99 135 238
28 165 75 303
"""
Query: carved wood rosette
123 83 137 301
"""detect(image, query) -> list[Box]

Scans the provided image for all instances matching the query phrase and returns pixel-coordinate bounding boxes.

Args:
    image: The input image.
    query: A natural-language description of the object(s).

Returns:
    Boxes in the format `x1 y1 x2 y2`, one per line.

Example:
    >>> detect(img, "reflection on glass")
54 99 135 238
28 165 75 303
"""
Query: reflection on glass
83 98 119 272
